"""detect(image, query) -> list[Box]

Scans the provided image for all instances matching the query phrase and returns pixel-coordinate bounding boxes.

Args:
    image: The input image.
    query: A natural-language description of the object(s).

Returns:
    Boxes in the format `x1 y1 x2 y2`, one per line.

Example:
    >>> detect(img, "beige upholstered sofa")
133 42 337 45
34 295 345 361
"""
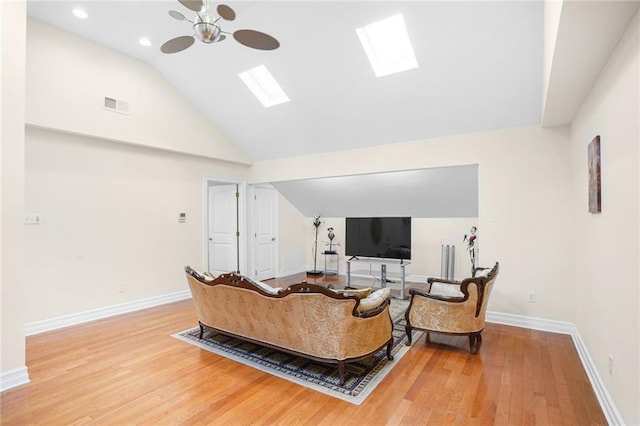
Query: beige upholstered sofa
404 262 499 354
184 266 394 384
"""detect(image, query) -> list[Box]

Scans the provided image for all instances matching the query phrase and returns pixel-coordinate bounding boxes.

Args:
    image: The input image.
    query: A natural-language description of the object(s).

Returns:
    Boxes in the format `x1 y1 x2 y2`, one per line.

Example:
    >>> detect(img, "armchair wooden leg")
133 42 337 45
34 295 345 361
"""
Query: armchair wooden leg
469 333 481 354
386 340 394 360
199 322 205 339
424 332 430 345
405 325 413 346
338 361 346 385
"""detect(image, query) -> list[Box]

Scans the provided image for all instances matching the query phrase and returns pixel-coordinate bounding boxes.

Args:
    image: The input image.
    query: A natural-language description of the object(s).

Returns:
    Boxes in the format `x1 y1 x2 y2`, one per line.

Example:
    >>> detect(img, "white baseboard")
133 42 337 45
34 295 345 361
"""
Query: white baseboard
406 274 428 283
570 325 624 426
486 311 623 426
25 290 191 336
486 311 575 335
276 266 308 278
1 366 30 392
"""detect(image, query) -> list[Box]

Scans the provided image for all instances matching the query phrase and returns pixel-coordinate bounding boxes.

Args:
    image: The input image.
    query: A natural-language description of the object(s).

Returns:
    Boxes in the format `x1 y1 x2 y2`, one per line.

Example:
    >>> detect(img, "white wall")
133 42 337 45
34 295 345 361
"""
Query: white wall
24 127 249 323
570 10 639 425
250 125 575 321
0 0 28 388
26 19 249 165
21 17 253 326
276 193 307 277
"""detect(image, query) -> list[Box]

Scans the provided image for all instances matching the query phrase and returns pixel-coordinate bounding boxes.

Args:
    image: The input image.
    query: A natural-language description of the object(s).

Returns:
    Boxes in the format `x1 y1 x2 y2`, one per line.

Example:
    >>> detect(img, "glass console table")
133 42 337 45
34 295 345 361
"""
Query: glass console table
346 258 410 299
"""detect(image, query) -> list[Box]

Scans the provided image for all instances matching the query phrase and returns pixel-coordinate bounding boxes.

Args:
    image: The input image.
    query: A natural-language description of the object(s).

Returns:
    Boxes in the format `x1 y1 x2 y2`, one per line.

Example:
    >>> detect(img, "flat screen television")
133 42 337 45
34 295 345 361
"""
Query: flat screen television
345 217 411 260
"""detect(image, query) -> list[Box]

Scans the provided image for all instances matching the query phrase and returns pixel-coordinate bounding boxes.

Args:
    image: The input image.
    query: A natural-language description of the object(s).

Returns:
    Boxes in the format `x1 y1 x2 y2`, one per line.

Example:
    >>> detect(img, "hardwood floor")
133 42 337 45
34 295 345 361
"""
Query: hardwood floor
1 274 607 425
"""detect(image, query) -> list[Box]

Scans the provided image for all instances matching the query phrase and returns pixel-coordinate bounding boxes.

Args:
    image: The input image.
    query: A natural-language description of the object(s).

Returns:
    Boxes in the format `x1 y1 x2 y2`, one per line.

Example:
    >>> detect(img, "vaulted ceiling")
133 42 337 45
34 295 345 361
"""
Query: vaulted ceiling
26 1 639 162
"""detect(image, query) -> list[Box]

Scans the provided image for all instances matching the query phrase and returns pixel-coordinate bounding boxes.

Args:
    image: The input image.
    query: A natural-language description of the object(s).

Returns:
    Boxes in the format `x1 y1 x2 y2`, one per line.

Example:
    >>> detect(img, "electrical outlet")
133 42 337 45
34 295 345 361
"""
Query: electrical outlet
608 355 614 376
527 291 536 303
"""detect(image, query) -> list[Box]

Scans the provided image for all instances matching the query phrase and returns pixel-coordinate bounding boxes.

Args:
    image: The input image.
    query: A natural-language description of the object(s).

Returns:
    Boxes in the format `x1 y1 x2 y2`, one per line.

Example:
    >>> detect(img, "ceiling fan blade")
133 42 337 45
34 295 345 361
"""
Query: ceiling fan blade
217 4 236 21
233 29 280 51
161 35 195 53
178 0 203 12
168 10 186 21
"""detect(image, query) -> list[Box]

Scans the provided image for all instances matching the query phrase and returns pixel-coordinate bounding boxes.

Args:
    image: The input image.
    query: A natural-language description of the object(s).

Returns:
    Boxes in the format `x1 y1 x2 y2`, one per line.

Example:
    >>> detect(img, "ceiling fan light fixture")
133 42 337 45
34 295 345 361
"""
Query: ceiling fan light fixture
160 2 279 53
193 17 221 43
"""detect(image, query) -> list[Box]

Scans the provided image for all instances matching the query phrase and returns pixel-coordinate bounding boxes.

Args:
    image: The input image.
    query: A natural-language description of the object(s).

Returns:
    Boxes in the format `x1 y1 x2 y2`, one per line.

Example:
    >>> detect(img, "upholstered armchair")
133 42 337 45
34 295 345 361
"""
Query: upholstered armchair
404 262 499 353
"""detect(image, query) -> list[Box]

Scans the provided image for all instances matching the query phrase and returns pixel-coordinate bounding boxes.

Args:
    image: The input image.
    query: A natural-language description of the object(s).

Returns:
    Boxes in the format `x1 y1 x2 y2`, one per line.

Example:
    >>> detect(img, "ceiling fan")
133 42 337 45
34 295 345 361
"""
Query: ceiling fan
161 0 280 54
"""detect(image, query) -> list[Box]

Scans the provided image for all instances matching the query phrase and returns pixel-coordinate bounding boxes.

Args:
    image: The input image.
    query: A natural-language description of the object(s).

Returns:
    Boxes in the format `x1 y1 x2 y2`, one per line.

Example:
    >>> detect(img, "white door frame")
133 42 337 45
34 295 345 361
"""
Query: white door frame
249 184 278 280
203 177 247 275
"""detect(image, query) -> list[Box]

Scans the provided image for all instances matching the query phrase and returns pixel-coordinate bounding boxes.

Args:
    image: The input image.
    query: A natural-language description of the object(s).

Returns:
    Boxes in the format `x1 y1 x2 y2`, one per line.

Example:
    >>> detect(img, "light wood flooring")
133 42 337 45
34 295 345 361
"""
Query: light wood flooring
1 274 607 425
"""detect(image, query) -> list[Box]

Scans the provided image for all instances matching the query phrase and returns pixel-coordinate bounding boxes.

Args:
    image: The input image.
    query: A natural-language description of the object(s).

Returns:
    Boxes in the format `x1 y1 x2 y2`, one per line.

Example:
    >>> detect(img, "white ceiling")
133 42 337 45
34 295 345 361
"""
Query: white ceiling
27 1 544 162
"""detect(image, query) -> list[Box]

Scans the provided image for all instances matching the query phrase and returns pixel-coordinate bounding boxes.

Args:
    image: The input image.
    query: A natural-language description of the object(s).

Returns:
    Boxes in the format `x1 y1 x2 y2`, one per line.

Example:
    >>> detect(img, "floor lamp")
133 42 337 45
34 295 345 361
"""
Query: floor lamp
307 214 323 276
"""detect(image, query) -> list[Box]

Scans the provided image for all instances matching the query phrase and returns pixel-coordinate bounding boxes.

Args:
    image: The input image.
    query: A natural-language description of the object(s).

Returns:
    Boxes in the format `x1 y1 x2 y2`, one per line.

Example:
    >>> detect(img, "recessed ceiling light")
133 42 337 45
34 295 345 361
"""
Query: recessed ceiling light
139 38 152 47
356 14 418 77
238 65 290 108
72 8 88 19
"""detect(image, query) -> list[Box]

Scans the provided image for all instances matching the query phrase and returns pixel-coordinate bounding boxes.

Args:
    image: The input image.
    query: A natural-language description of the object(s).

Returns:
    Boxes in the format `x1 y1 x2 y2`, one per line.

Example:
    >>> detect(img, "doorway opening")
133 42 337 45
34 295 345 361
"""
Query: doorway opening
204 178 246 276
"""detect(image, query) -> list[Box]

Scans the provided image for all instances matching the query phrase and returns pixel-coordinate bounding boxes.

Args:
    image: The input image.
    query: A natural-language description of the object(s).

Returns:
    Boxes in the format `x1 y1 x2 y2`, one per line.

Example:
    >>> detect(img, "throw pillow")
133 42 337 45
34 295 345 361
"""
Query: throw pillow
191 268 214 282
246 277 282 295
357 288 391 313
429 282 464 298
334 287 372 298
475 268 491 278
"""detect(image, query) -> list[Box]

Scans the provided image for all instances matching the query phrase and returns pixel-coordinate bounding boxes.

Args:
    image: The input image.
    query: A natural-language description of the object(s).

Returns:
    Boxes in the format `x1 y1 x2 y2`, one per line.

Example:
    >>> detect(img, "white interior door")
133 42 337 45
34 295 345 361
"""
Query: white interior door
252 186 277 281
208 184 238 275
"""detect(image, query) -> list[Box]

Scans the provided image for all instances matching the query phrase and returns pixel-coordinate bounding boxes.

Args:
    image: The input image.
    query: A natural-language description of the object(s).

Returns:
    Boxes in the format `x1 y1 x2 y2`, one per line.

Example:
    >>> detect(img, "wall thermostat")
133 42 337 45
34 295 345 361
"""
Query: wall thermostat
179 212 187 223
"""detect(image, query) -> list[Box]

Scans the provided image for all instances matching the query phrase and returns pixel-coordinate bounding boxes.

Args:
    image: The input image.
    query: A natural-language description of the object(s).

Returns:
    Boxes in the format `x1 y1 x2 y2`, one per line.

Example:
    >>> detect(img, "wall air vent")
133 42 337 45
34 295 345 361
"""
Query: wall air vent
103 96 130 115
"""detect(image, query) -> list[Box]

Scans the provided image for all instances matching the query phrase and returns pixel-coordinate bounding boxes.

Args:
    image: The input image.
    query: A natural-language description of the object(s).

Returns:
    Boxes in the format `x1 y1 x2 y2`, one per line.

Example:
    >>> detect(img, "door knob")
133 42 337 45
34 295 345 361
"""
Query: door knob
271 237 276 241
209 238 213 241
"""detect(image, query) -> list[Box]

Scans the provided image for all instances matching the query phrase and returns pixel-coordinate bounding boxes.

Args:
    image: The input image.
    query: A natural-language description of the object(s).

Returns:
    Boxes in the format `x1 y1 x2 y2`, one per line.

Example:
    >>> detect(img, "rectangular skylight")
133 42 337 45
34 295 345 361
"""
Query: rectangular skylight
238 65 290 107
356 14 418 77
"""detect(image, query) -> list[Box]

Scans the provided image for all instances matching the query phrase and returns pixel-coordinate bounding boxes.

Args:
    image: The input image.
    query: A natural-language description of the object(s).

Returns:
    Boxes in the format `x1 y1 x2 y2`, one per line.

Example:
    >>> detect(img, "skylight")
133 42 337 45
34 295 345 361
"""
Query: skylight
238 65 290 108
356 14 418 77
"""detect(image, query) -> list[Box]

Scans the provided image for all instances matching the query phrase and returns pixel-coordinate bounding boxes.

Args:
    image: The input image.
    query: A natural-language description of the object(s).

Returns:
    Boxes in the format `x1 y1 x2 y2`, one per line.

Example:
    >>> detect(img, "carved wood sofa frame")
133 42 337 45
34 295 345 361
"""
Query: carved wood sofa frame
404 262 499 354
184 266 394 385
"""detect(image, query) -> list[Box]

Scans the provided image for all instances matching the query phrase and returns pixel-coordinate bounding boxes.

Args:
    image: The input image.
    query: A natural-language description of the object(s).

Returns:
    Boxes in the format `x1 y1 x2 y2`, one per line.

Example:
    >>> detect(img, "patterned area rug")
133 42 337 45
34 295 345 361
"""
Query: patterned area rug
172 297 417 405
